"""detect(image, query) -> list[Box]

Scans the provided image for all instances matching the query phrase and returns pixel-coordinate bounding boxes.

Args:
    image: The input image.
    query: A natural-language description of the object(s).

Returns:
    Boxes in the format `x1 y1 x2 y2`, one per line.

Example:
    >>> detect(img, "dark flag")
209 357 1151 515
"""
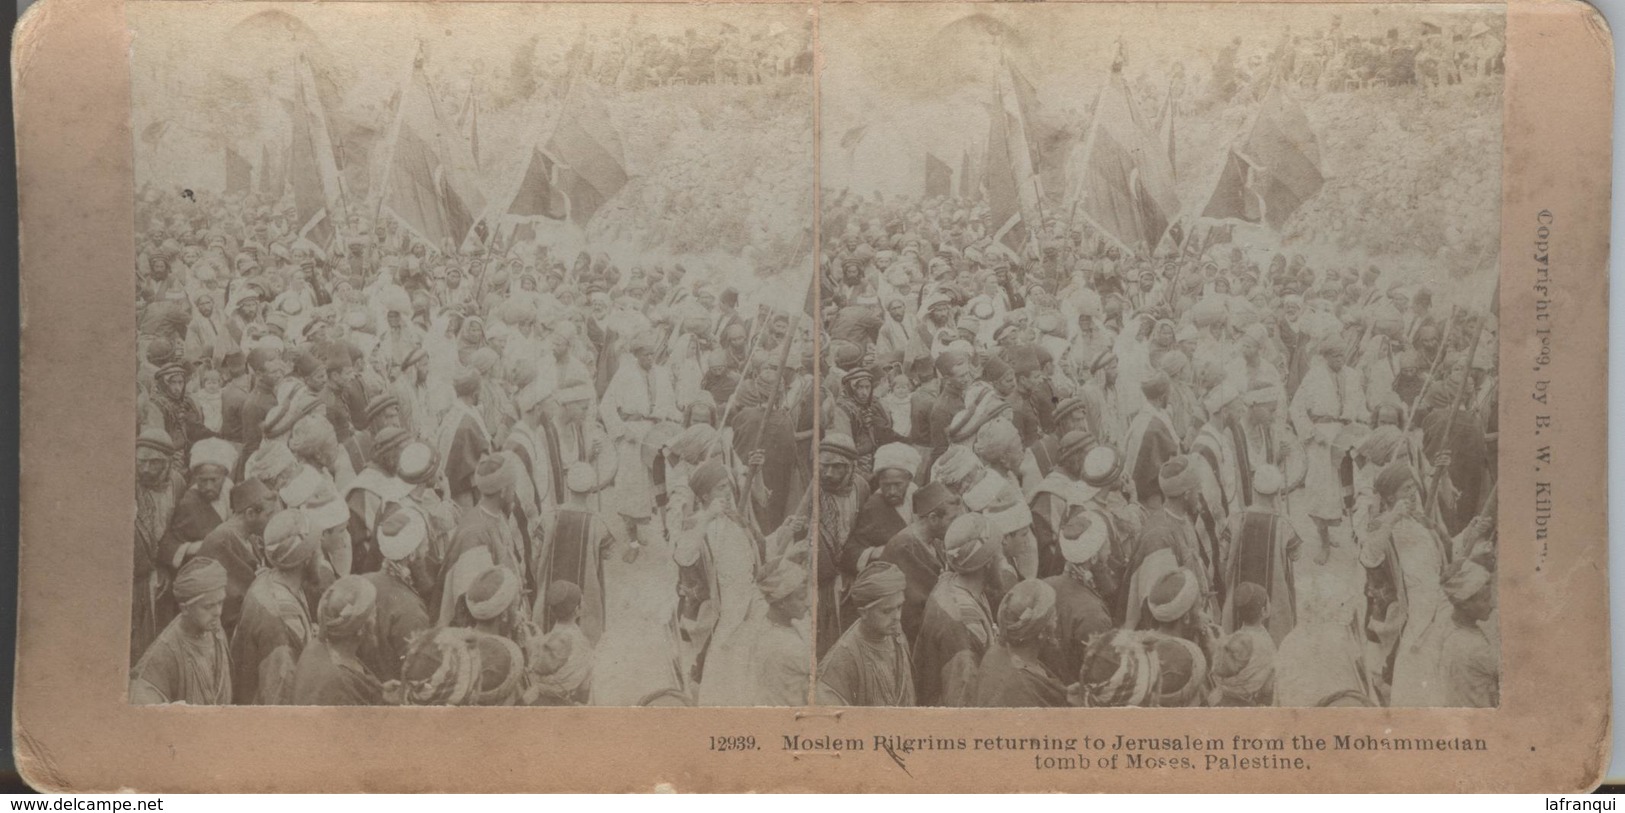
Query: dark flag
985 98 1026 250
377 51 486 250
1067 63 1181 254
1200 84 1323 231
507 146 569 219
545 82 629 226
925 153 953 199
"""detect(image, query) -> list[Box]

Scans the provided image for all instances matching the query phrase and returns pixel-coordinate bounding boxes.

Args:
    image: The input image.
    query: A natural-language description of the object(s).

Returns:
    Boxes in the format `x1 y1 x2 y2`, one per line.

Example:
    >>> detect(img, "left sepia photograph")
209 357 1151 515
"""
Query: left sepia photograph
127 1 817 708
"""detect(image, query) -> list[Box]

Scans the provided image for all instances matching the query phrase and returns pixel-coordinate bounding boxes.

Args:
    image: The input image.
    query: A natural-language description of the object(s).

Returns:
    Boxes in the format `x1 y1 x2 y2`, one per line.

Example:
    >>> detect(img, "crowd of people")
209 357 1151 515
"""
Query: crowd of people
130 185 821 707
1204 17 1504 107
571 23 813 91
812 191 1499 708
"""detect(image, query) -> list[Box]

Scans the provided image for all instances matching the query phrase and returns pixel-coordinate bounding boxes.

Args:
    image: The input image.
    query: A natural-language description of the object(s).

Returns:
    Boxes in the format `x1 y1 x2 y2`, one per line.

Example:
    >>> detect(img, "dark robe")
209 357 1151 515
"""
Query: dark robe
912 574 994 707
1222 508 1299 644
969 644 1067 708
841 492 908 583
878 525 943 645
196 515 262 636
162 488 225 574
729 397 800 534
925 387 967 479
361 568 431 682
291 638 384 705
1041 569 1115 685
539 509 608 644
230 575 311 705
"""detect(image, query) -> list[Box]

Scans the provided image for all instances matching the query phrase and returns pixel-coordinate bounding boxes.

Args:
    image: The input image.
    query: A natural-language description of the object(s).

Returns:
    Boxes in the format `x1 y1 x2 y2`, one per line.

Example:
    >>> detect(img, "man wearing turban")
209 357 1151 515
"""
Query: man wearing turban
161 438 237 581
833 366 903 476
914 514 1002 706
231 509 318 704
816 562 914 706
435 365 493 509
807 433 869 658
969 579 1066 707
742 558 812 707
837 443 918 616
1126 456 1219 629
879 481 964 644
134 427 186 666
196 479 280 635
599 327 681 561
130 557 232 705
293 575 385 705
1436 558 1498 707
1122 372 1181 504
360 505 433 684
1289 339 1368 563
439 453 529 627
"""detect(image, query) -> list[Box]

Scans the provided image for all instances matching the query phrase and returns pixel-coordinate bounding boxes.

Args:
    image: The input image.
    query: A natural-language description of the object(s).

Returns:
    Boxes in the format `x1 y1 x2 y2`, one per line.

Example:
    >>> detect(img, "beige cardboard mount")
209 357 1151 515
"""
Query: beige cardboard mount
13 0 1614 792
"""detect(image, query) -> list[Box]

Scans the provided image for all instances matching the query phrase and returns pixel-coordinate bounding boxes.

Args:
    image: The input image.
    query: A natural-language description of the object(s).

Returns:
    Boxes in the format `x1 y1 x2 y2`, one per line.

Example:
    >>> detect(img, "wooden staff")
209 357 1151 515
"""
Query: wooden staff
1403 304 1458 430
1421 308 1485 563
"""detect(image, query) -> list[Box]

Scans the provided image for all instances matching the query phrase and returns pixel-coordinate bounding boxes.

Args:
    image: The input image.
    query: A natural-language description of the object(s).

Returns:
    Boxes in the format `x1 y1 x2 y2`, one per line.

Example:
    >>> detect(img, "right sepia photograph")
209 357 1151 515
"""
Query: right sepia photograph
813 3 1503 709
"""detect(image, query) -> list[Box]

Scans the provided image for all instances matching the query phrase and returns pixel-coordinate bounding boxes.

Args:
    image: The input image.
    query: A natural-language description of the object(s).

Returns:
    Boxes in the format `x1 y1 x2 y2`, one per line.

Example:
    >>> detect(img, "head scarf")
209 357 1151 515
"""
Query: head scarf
318 575 377 640
136 428 176 461
872 442 921 477
1157 456 1200 499
1441 559 1493 604
474 453 517 495
943 513 998 574
1147 568 1199 623
401 627 483 706
1374 459 1414 502
188 438 237 473
757 557 808 605
262 509 318 570
846 561 906 609
931 445 980 489
998 579 1057 644
173 557 228 604
247 440 297 483
1078 630 1160 708
1356 425 1405 466
465 566 520 621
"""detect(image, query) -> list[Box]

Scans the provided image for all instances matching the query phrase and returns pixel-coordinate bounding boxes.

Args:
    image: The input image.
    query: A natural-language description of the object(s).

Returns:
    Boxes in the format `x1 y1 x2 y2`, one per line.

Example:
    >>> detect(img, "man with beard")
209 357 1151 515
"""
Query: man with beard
134 428 186 666
810 433 868 658
235 347 285 462
1008 346 1055 444
816 561 914 706
151 362 211 456
600 329 681 562
161 438 237 578
361 506 434 683
838 443 918 616
927 350 975 477
196 479 279 636
438 453 527 626
436 367 493 510
879 481 962 644
833 367 902 475
729 353 801 532
392 347 434 441
185 291 225 364
130 557 232 705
